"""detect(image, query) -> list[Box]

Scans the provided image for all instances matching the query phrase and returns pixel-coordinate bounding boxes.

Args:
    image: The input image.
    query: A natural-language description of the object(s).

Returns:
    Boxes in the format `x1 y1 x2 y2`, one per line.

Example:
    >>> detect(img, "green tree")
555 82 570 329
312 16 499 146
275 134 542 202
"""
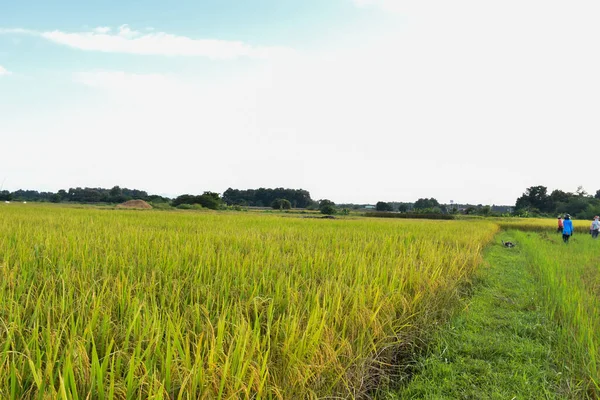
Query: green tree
271 198 292 210
464 206 476 215
550 189 570 204
376 201 393 212
414 198 440 210
0 190 12 201
478 205 491 216
172 192 223 210
109 186 123 197
515 186 552 213
319 199 336 215
576 186 588 197
197 192 222 210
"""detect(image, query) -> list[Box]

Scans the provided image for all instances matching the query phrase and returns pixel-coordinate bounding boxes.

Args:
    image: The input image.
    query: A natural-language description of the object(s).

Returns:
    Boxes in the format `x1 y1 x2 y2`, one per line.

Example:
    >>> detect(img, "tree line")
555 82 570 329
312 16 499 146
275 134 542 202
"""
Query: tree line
12 184 588 219
222 188 313 208
0 187 169 204
0 186 318 212
514 186 600 219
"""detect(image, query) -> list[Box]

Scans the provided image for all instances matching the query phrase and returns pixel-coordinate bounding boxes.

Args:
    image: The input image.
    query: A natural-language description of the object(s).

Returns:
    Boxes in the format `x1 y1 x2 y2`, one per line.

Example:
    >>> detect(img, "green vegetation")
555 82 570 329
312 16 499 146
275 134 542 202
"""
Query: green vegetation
516 230 600 397
318 199 337 215
222 188 313 208
387 232 569 399
376 202 394 212
172 192 223 210
0 186 170 204
385 223 600 399
3 202 600 399
413 198 441 212
270 198 292 210
515 185 600 218
0 203 498 399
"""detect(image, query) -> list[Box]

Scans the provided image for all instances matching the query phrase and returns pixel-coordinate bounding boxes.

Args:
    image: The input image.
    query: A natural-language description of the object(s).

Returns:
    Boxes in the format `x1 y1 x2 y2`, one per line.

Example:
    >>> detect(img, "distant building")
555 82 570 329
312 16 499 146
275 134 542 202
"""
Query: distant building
364 205 376 210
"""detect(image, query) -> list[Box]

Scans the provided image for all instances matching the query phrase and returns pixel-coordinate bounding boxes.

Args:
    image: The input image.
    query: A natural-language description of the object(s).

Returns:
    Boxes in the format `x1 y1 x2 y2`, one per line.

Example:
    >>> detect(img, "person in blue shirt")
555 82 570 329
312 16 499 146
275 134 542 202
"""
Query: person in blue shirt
563 214 574 243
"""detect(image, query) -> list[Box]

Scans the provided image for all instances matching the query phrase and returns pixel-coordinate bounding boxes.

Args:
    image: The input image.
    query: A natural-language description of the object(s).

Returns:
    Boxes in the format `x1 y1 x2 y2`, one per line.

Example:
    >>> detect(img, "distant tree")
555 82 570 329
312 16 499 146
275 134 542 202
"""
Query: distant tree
478 205 491 216
172 195 196 207
222 187 313 208
319 199 337 215
464 206 476 215
414 198 440 210
576 185 588 197
1 186 156 205
515 186 552 213
376 201 393 212
108 186 127 203
556 197 589 217
271 198 292 210
57 189 68 202
550 189 570 204
109 186 123 197
397 203 409 213
197 192 222 210
0 190 11 201
147 195 171 203
513 185 600 218
171 192 222 210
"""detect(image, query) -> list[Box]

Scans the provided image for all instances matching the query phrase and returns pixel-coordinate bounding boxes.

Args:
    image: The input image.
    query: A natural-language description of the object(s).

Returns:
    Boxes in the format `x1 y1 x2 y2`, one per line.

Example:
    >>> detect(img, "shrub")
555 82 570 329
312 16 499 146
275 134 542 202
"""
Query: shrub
151 202 172 210
319 199 337 215
177 204 204 210
271 199 292 210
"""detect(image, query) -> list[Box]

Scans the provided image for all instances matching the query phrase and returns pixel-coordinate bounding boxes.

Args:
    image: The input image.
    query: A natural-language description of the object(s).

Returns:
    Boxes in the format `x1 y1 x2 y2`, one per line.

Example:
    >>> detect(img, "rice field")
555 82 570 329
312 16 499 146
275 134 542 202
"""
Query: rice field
0 204 498 399
494 217 592 233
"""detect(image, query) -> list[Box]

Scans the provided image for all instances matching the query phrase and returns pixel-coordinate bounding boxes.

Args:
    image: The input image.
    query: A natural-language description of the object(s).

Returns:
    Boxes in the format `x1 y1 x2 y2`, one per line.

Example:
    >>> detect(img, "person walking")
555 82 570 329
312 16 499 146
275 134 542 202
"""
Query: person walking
563 214 574 243
557 216 564 233
591 216 600 239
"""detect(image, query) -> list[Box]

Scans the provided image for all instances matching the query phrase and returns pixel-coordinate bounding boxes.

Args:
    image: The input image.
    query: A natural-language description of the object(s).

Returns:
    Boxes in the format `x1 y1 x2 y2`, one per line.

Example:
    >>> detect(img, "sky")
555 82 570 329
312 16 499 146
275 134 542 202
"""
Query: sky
1 0 599 205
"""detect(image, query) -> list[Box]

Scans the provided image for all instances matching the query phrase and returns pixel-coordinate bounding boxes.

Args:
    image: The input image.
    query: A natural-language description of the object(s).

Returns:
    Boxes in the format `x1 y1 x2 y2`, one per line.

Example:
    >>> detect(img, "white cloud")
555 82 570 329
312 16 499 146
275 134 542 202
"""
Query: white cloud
92 26 111 34
74 70 176 89
0 28 33 35
0 65 11 76
1 25 295 60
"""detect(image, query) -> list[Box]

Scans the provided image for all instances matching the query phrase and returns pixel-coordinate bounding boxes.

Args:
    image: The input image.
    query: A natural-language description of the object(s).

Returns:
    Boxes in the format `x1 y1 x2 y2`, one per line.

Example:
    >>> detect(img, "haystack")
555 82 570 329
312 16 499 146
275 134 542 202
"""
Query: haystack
116 199 153 209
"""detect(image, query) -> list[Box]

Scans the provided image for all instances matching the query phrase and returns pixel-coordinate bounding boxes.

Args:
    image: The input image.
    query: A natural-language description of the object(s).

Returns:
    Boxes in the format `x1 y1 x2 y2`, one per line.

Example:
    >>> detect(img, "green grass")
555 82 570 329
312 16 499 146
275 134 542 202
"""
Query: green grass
384 232 571 399
515 230 600 398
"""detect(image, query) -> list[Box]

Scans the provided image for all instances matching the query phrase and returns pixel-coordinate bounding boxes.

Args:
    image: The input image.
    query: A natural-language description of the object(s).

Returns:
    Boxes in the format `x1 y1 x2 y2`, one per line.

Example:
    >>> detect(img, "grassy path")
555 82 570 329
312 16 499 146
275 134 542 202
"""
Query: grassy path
384 232 569 399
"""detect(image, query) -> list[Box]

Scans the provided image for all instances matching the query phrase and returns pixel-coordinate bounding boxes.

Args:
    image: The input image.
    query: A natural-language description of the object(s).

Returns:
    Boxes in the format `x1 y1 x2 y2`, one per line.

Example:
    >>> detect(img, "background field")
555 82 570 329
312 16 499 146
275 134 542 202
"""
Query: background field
493 217 592 233
0 204 498 399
